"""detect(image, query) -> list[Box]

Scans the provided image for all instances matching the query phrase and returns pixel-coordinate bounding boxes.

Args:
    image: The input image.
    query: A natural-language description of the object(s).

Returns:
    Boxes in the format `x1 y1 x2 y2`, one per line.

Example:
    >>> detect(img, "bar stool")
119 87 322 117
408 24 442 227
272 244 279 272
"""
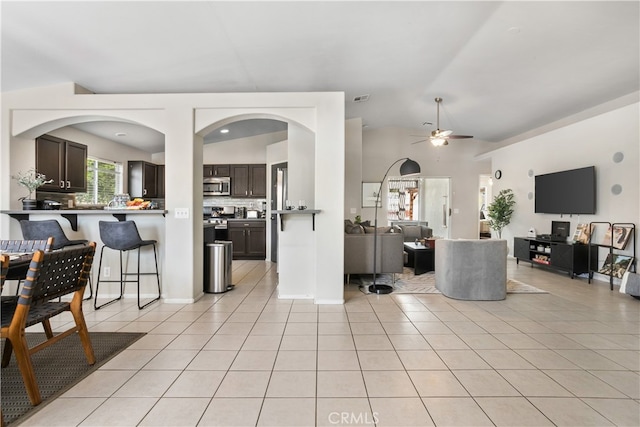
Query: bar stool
20 220 92 300
94 220 161 310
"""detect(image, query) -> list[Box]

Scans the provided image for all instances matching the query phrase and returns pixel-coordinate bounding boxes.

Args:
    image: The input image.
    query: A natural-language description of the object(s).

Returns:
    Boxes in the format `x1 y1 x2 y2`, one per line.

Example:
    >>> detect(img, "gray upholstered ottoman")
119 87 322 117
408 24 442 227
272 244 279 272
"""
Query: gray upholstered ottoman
435 239 508 300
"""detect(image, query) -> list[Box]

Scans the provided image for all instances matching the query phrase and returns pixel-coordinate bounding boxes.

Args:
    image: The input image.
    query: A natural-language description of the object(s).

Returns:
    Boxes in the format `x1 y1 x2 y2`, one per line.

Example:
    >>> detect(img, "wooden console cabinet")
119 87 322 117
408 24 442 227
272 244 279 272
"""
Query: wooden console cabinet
514 237 597 279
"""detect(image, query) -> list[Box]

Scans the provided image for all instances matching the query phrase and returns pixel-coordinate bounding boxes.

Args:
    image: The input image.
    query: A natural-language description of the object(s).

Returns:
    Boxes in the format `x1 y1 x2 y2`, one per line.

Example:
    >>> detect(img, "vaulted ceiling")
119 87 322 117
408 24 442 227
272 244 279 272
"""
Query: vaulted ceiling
2 1 638 153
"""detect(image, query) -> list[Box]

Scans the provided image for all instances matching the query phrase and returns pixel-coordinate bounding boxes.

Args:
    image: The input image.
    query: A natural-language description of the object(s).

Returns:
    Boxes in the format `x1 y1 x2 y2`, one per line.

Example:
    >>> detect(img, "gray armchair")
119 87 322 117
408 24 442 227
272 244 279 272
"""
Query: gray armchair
435 239 507 300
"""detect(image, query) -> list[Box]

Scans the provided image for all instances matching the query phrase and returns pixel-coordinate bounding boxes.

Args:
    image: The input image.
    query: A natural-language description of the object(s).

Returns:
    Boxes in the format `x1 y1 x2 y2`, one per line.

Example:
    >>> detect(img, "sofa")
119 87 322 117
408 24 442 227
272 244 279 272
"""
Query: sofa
391 221 433 242
344 221 404 283
435 239 507 300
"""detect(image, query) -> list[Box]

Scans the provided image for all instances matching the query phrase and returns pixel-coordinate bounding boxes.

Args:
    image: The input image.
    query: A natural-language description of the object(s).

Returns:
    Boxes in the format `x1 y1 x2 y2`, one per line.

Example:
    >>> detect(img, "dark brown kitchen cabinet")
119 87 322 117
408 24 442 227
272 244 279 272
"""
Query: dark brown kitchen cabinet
36 134 87 193
156 164 165 198
231 164 266 198
228 220 266 259
128 161 158 198
203 164 230 177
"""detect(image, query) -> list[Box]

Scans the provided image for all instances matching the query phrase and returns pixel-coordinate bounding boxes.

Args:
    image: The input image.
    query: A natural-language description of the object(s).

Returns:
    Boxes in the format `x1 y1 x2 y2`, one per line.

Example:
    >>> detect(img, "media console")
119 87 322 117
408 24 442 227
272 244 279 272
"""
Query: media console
514 237 597 279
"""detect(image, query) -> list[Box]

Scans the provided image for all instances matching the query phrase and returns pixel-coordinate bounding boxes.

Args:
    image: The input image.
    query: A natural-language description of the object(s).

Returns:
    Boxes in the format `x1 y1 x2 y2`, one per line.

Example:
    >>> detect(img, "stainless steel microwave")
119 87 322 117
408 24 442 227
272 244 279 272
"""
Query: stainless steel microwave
204 177 230 196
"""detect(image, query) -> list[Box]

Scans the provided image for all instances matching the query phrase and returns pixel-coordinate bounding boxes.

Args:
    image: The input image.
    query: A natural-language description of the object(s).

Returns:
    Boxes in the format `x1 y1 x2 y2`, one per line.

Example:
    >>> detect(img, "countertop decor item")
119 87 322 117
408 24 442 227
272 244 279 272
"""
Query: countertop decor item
11 168 53 210
370 158 421 295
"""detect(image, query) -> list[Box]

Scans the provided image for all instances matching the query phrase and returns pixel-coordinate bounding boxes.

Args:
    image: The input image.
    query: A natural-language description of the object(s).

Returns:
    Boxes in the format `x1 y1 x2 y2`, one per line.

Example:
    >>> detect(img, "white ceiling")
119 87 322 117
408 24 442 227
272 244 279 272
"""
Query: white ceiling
2 1 638 153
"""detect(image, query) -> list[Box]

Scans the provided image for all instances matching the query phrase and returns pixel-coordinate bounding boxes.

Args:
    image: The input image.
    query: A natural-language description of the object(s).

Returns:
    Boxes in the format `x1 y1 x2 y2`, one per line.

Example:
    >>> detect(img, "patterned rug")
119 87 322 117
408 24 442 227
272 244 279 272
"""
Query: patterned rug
354 268 547 294
1 332 145 425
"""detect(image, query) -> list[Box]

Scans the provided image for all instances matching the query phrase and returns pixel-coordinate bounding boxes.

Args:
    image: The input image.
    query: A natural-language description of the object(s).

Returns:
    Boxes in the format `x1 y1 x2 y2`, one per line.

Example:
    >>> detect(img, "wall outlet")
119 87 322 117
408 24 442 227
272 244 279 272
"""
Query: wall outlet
103 266 111 277
175 208 190 219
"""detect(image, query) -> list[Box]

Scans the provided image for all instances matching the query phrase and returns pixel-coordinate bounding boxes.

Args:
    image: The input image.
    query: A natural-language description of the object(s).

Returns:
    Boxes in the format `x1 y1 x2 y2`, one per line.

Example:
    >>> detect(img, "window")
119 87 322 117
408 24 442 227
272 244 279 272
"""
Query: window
75 157 123 205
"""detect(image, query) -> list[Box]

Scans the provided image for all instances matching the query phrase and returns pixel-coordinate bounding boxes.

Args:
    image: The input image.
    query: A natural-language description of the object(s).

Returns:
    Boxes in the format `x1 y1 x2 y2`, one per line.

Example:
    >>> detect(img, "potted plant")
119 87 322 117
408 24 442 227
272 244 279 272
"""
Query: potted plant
12 168 53 210
487 188 515 239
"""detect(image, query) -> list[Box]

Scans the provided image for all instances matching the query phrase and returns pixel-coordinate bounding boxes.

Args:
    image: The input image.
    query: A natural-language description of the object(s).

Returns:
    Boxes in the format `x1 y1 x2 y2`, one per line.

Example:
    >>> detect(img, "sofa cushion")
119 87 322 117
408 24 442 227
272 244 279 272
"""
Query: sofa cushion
364 226 392 234
401 225 422 240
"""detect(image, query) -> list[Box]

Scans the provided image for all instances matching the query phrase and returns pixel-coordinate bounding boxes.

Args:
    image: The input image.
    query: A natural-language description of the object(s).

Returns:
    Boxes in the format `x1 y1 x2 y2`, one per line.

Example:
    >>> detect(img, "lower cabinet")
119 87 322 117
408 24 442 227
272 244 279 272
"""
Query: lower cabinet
228 220 266 260
514 237 597 279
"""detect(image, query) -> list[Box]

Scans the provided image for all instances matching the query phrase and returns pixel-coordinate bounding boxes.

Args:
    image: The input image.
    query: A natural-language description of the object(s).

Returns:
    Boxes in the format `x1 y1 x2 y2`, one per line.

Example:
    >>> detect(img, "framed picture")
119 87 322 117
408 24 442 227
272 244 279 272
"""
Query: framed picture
598 253 634 279
601 225 633 250
572 223 594 244
362 182 382 208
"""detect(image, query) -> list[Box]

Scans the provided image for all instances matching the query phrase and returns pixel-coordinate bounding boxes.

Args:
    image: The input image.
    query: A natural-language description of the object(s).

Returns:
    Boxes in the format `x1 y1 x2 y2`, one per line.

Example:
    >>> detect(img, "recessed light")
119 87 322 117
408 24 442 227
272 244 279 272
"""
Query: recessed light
220 129 229 134
507 26 521 34
115 132 127 137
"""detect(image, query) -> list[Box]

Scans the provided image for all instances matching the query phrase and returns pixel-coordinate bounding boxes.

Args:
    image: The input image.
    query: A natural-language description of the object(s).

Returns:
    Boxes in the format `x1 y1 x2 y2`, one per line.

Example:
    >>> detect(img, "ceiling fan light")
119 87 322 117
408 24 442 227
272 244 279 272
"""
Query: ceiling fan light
431 138 446 147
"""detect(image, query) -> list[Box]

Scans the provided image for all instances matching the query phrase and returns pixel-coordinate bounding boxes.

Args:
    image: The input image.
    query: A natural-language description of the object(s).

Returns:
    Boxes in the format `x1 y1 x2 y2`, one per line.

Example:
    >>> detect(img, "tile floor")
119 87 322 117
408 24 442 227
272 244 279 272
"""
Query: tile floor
15 259 640 426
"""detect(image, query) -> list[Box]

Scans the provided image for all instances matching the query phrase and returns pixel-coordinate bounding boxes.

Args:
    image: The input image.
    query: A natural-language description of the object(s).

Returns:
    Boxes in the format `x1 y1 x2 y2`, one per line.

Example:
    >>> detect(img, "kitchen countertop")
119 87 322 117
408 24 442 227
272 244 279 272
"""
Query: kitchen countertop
1 208 168 231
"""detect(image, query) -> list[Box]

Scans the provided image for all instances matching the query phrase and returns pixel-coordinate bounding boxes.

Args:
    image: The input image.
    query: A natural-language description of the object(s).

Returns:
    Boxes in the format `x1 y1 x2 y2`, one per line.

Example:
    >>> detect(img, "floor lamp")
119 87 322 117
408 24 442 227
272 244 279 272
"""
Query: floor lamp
370 158 421 294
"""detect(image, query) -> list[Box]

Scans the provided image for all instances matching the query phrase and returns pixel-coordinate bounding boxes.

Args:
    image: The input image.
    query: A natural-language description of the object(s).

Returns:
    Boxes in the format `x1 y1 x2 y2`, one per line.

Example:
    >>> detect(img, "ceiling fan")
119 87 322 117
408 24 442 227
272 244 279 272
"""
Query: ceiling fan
412 97 474 146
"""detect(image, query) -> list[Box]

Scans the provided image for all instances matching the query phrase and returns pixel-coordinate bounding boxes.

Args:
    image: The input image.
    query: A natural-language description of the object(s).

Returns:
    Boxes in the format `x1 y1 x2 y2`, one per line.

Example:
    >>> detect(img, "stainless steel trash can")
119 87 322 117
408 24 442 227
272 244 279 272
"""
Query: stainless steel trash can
215 240 234 290
204 243 227 293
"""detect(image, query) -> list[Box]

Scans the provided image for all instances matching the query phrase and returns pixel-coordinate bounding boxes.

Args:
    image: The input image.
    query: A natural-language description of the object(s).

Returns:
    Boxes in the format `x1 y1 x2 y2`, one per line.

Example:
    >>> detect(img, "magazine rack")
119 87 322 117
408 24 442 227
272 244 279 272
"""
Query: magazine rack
588 222 636 290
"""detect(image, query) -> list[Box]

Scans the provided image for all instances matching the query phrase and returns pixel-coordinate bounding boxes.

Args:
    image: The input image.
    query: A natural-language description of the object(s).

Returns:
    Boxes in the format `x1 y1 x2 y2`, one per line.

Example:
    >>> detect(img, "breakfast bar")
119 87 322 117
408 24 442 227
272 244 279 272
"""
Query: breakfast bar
1 209 168 231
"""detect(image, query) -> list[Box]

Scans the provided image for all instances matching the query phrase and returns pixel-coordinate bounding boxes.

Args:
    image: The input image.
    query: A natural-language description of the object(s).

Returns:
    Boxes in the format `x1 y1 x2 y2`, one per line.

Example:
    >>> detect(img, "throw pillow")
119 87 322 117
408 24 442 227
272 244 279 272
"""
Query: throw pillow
346 224 365 234
360 220 371 227
402 225 422 241
363 226 376 234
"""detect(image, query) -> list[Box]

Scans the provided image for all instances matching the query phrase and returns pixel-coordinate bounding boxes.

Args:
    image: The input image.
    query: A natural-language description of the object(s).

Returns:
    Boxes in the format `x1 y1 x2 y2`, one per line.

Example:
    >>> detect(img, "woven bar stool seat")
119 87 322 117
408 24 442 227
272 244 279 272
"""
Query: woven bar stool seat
94 221 161 310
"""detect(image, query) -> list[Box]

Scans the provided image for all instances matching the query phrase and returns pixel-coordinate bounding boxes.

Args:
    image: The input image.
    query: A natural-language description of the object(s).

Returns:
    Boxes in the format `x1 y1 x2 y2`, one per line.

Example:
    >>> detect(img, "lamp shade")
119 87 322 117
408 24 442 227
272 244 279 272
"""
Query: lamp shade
399 158 421 176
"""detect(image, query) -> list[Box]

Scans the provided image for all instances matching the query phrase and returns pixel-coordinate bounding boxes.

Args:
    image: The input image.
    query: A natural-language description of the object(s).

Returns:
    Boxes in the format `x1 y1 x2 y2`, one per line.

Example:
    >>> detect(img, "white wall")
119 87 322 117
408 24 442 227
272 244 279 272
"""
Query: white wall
344 118 363 220
362 127 491 238
486 102 639 283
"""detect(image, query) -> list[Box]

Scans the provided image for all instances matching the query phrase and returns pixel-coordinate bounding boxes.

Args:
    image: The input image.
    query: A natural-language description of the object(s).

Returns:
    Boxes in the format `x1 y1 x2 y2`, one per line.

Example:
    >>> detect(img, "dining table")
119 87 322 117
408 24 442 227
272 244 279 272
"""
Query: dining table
1 252 34 287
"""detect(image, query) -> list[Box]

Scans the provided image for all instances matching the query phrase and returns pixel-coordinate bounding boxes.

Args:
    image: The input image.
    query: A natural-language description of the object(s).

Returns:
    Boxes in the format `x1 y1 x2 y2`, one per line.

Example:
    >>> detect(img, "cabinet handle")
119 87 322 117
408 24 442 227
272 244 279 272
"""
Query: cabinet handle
250 190 253 196
66 180 71 189
245 190 248 195
143 189 147 196
244 223 249 226
60 180 64 188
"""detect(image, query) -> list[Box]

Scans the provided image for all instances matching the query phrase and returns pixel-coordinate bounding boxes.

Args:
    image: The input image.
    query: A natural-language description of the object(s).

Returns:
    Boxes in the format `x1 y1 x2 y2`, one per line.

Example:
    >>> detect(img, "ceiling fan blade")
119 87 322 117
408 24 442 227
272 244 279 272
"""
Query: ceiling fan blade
447 134 474 139
411 139 427 144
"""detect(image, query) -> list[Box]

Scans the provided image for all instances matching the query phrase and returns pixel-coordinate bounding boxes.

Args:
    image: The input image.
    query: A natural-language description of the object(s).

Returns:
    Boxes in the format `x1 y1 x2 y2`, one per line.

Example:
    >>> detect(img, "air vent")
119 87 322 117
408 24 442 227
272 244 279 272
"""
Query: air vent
353 94 370 103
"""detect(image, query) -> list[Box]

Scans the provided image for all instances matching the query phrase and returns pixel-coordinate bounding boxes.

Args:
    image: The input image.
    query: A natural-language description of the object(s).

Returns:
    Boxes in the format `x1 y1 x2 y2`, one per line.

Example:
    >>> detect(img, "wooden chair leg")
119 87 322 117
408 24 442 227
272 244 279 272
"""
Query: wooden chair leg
42 319 53 339
9 331 42 405
70 290 95 365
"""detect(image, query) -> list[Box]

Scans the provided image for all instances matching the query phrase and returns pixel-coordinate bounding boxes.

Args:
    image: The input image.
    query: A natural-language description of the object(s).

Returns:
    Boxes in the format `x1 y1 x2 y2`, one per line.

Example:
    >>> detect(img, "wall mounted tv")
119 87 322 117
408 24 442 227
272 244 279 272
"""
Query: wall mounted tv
535 166 596 214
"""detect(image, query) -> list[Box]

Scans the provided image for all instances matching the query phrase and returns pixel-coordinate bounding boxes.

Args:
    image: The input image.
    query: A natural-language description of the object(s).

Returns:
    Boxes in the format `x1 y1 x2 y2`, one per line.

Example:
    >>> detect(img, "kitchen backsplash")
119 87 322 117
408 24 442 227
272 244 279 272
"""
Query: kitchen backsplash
204 197 267 210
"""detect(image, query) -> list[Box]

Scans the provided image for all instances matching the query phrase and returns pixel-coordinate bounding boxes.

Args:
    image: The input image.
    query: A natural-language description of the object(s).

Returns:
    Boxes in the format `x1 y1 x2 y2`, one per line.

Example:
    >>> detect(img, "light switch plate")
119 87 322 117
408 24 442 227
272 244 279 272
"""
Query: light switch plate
175 208 190 219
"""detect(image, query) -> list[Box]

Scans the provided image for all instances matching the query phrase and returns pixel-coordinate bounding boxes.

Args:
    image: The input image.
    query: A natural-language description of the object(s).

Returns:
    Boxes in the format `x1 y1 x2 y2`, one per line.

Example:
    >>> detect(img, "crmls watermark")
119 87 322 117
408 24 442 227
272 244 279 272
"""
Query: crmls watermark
328 412 379 425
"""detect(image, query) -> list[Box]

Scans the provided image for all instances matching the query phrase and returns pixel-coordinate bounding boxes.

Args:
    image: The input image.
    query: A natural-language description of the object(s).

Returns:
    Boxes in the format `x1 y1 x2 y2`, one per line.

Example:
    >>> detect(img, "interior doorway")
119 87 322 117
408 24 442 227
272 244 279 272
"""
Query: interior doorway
479 174 492 238
420 178 451 239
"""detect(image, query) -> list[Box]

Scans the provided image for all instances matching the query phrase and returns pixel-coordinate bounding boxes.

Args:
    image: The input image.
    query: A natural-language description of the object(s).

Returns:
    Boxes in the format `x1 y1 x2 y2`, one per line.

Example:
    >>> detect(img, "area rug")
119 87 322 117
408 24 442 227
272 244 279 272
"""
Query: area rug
354 269 547 294
1 332 145 425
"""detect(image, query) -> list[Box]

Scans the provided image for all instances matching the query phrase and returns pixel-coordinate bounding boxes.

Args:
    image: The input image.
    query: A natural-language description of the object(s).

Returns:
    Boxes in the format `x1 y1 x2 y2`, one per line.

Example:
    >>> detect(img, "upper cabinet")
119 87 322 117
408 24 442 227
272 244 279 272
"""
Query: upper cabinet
231 164 266 198
156 164 165 198
203 164 230 177
128 161 159 198
36 134 87 193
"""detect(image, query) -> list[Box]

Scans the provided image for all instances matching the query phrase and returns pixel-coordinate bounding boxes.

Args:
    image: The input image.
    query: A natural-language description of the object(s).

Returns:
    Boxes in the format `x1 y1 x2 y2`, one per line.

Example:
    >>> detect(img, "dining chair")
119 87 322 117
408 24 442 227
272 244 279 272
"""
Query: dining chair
20 220 93 300
0 243 96 406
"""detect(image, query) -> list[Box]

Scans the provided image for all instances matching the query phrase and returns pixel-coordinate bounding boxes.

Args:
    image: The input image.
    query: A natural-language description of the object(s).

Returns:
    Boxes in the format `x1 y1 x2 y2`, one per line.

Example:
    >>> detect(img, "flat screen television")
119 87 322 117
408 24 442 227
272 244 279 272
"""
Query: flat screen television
535 166 596 214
